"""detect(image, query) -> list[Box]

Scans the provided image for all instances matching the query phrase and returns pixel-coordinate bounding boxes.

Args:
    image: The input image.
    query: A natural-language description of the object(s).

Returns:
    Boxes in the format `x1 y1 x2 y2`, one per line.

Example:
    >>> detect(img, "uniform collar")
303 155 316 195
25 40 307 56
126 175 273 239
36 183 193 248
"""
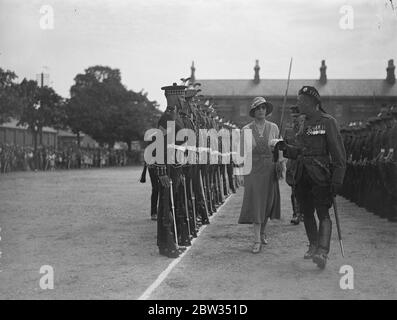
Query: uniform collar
305 111 323 123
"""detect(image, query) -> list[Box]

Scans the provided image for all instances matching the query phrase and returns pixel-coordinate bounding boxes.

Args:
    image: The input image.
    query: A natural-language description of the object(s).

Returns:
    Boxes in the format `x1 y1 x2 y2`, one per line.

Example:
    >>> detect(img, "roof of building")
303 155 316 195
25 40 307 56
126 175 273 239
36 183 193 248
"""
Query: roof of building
0 119 58 133
57 130 86 138
198 79 397 98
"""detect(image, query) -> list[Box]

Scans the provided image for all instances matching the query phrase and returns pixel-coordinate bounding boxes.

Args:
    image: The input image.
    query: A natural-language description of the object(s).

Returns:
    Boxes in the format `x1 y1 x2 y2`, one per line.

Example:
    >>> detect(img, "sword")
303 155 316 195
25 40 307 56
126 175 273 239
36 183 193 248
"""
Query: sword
333 196 345 257
169 180 179 248
279 57 293 138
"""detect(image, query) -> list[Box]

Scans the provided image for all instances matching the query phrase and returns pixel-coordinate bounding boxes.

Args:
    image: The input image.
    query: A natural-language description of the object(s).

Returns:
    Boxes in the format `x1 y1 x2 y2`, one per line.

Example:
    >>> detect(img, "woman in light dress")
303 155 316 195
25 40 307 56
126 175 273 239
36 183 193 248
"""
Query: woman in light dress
238 97 282 253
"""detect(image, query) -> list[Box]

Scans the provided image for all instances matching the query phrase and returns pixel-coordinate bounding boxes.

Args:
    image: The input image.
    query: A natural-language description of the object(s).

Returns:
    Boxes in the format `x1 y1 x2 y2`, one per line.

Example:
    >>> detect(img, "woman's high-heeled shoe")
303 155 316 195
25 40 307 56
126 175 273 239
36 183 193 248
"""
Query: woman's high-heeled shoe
252 242 262 254
261 234 268 245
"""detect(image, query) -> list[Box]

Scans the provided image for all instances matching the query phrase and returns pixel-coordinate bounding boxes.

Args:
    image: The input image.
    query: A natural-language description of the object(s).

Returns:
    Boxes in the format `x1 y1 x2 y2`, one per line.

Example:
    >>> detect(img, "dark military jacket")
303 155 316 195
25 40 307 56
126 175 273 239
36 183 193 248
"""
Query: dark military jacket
284 112 346 186
155 107 185 173
390 119 397 162
284 120 301 186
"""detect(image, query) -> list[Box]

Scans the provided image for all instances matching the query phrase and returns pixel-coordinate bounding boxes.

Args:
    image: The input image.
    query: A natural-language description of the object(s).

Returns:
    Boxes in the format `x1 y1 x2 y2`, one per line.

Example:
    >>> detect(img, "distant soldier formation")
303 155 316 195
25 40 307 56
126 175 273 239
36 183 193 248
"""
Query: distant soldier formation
140 81 241 258
340 104 397 222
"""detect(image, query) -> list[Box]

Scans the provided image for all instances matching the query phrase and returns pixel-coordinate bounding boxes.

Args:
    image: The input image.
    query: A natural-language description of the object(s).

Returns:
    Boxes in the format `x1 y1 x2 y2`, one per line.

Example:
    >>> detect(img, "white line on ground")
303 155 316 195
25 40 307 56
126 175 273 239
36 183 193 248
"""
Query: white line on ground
137 193 235 300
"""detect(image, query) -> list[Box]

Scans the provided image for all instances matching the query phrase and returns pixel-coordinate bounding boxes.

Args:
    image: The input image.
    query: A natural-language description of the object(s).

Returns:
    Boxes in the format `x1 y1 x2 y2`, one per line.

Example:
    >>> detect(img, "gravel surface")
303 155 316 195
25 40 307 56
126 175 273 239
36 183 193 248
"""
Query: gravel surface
0 167 165 299
149 181 397 300
0 168 395 299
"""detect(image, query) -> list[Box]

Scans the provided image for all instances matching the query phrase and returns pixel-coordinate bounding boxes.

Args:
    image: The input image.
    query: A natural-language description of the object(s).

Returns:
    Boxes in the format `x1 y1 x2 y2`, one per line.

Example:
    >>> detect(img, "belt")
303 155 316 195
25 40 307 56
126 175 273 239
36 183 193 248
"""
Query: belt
302 153 328 157
253 154 273 159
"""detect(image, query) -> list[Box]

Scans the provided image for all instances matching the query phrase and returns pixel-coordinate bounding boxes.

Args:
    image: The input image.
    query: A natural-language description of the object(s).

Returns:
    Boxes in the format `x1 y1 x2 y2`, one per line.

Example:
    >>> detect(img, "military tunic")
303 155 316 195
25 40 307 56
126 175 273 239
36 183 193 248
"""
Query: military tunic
283 111 346 254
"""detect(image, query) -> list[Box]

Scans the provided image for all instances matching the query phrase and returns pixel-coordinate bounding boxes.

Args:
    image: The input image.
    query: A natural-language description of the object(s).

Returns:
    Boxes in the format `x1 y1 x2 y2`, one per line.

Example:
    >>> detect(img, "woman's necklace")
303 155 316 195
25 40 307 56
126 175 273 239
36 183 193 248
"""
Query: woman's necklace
254 121 266 137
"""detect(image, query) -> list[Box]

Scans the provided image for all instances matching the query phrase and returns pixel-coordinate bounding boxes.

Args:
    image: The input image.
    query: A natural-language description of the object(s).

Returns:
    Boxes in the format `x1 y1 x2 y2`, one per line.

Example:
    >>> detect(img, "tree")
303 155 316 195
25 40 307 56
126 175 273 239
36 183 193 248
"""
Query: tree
0 68 21 124
116 90 161 150
17 79 63 167
67 66 128 148
67 65 162 149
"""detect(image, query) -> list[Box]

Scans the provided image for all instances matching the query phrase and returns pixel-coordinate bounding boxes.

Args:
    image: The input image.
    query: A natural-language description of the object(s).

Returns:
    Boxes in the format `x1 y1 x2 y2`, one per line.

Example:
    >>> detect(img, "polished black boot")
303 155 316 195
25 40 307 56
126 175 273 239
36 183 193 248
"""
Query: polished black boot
160 227 180 258
388 204 397 222
177 217 191 247
312 217 332 269
290 193 301 225
304 243 317 259
303 211 318 251
312 251 327 269
159 247 180 258
290 215 300 225
198 201 210 225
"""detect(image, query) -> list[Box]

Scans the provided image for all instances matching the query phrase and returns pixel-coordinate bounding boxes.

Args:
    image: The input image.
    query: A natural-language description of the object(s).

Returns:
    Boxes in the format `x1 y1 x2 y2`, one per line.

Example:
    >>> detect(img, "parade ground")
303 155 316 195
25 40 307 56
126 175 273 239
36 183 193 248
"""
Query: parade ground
0 167 396 300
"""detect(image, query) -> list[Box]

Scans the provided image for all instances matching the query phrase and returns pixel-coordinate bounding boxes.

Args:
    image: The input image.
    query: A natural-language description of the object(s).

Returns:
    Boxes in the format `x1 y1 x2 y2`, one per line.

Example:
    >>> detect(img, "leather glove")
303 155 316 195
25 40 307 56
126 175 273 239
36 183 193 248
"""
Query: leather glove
156 165 170 188
275 140 287 151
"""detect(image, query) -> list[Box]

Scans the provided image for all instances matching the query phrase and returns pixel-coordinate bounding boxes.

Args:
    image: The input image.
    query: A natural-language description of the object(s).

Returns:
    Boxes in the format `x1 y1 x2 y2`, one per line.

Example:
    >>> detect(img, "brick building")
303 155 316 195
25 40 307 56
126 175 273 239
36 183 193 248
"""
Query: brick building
0 119 57 148
193 59 397 128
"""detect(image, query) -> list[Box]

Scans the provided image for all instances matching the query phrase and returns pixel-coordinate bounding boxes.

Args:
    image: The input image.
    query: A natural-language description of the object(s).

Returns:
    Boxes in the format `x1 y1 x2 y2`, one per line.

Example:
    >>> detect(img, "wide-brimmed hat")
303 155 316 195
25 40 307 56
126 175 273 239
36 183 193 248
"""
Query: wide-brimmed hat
249 96 273 117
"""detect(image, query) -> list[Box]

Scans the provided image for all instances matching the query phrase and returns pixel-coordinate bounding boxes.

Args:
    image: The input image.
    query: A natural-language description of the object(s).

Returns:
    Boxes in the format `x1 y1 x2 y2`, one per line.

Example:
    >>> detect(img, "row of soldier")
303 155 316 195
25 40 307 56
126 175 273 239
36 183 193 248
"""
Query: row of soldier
340 104 397 222
140 82 242 258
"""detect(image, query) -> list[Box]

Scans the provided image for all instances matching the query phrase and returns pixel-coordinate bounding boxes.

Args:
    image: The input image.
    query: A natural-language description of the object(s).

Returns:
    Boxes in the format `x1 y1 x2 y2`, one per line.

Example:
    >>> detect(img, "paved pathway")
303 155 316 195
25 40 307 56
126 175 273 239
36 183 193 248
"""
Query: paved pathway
149 181 397 300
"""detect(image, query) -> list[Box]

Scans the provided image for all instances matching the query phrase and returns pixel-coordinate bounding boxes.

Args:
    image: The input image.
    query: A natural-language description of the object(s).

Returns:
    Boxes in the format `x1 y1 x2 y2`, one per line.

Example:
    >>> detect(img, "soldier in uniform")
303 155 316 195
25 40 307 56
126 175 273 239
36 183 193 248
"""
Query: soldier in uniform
284 105 304 225
199 101 217 214
180 85 201 238
386 105 397 222
377 110 395 220
154 83 191 258
222 120 234 195
189 94 211 225
277 86 346 269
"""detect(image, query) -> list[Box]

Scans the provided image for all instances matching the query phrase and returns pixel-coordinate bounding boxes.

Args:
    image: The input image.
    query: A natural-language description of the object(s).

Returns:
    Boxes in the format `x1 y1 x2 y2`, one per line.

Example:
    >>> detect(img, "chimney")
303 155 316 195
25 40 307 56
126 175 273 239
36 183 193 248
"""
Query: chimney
319 60 327 84
190 61 196 83
386 59 395 85
253 60 260 84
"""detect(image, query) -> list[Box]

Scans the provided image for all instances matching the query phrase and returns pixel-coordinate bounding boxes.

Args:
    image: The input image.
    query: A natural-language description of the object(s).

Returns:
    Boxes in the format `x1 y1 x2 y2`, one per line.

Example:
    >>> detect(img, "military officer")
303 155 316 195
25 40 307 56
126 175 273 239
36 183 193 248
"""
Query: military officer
284 105 304 225
154 83 191 258
387 105 397 222
277 86 346 269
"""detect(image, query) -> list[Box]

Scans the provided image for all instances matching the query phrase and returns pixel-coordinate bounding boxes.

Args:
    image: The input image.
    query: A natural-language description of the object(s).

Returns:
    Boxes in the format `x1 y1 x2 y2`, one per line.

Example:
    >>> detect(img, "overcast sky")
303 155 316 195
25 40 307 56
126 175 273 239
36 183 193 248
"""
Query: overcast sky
0 0 396 109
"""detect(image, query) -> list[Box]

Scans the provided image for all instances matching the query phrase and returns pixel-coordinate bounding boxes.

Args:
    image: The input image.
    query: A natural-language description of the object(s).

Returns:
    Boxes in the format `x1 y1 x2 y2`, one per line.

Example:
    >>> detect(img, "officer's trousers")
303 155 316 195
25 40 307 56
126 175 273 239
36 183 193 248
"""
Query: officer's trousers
226 163 236 192
148 167 159 217
296 167 333 255
157 183 177 251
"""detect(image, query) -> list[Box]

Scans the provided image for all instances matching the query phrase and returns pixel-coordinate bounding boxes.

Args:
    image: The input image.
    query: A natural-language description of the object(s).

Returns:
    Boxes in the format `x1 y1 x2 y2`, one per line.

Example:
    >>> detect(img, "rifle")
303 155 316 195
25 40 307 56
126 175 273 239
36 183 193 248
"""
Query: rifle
139 162 147 183
199 169 210 218
217 166 224 203
189 179 197 234
182 175 192 239
169 180 179 248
